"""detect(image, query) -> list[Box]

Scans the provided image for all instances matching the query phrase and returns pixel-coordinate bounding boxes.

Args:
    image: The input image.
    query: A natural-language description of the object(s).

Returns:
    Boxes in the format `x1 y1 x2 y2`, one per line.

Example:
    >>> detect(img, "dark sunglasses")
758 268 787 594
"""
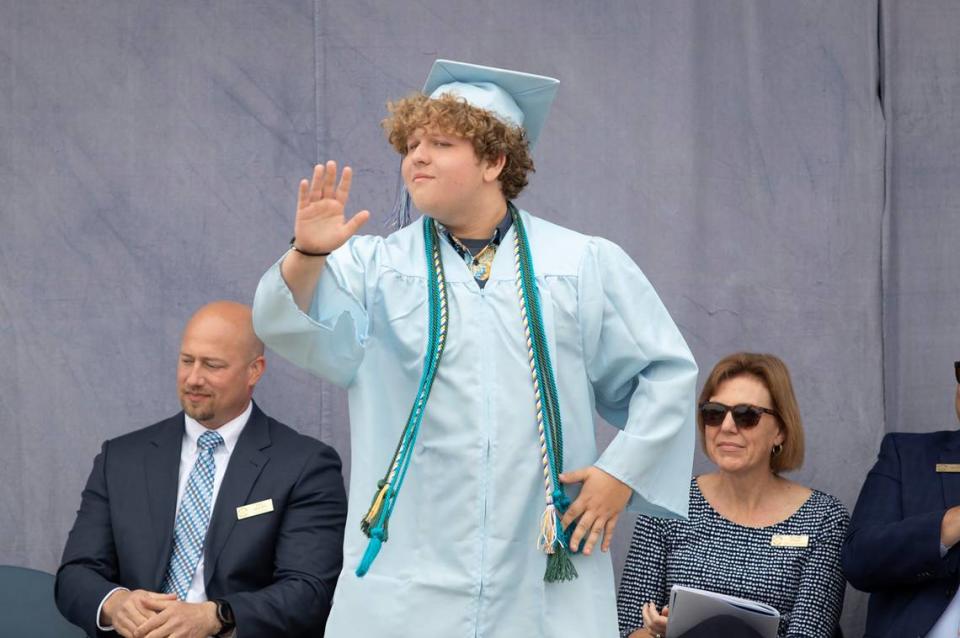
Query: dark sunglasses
699 401 778 429
955 361 959 384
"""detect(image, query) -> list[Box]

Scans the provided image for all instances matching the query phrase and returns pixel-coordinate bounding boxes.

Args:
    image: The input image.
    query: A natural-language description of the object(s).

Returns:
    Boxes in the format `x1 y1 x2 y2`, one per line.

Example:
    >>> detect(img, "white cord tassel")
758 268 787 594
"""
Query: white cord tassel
538 503 558 553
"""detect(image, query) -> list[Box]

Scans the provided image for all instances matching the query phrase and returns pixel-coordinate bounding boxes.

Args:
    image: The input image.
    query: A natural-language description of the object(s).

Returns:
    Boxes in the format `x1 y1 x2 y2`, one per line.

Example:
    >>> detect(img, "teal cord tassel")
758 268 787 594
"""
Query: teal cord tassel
356 526 386 576
544 546 578 583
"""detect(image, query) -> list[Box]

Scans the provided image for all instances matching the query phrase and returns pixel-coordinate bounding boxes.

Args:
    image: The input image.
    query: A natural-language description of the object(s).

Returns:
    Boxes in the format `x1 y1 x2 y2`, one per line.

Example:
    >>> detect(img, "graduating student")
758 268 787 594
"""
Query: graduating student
253 59 698 637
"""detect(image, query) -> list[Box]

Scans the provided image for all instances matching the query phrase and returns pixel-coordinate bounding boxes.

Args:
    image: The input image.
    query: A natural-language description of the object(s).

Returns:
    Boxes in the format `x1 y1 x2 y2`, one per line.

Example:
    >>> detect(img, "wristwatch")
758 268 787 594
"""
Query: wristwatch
212 599 235 637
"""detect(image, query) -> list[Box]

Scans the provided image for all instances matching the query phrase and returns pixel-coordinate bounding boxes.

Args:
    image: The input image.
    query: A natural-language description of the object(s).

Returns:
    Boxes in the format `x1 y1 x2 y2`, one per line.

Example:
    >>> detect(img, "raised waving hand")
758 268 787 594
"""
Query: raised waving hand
282 161 370 312
292 160 370 254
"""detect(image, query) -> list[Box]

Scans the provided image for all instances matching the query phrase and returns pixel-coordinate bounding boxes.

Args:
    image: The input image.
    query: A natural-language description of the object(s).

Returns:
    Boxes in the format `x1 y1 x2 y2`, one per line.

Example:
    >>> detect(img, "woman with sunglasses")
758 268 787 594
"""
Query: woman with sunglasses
617 352 849 638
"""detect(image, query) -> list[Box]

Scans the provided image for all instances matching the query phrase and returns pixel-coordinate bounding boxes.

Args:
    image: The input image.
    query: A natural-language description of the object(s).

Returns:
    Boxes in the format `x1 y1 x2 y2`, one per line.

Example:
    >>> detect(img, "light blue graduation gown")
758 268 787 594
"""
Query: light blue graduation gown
252 210 697 638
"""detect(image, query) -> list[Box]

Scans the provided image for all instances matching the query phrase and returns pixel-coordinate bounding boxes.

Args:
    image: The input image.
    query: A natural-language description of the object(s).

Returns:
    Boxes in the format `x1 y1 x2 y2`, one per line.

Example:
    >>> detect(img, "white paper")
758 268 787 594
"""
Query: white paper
666 585 780 638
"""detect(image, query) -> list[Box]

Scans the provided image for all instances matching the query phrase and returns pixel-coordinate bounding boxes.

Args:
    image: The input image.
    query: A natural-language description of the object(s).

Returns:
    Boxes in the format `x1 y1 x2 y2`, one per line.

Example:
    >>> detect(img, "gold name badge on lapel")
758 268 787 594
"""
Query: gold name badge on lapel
937 464 960 473
236 499 274 520
771 534 809 548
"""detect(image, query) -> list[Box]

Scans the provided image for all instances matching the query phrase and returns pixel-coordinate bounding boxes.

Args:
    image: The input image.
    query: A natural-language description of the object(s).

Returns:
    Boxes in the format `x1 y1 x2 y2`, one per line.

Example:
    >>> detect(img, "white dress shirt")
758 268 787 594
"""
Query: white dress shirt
96 402 252 631
928 541 960 638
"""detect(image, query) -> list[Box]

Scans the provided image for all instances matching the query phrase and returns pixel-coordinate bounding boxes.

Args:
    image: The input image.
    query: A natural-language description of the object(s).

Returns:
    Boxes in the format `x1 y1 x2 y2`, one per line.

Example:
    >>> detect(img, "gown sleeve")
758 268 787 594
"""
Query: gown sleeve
252 235 381 387
578 237 698 519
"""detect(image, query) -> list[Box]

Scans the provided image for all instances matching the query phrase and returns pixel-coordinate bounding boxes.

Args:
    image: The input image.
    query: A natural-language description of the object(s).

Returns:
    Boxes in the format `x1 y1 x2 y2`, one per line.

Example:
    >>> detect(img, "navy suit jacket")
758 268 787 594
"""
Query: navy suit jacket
842 430 960 637
55 403 347 637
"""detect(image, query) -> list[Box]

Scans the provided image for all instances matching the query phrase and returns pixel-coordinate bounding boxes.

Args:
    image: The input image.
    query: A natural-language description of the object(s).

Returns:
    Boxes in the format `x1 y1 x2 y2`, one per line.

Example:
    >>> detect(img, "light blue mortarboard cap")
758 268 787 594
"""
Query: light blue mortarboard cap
423 59 560 148
390 60 559 228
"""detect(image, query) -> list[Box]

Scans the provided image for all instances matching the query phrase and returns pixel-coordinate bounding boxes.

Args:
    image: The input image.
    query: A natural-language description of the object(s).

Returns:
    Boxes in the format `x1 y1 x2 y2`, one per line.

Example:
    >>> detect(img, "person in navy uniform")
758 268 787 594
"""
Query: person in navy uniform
843 360 960 637
56 301 347 637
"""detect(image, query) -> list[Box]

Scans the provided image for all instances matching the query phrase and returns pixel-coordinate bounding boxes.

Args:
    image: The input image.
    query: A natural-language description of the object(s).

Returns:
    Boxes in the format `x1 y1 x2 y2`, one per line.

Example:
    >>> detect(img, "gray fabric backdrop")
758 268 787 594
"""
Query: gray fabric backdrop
2 1 958 635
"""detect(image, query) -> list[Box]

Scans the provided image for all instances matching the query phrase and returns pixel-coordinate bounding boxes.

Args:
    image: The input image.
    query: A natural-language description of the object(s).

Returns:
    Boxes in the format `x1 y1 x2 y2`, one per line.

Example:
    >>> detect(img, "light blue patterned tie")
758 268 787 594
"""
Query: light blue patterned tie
161 430 223 600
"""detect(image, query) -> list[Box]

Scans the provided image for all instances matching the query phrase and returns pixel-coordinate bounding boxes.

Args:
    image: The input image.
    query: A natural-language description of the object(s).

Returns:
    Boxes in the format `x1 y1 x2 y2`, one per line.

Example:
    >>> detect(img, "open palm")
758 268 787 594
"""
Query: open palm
293 160 370 254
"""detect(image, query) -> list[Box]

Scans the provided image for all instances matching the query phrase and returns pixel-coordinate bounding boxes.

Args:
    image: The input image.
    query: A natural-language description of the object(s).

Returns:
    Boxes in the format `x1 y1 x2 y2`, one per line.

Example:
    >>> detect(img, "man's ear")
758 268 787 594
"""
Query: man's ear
248 355 266 388
482 153 507 183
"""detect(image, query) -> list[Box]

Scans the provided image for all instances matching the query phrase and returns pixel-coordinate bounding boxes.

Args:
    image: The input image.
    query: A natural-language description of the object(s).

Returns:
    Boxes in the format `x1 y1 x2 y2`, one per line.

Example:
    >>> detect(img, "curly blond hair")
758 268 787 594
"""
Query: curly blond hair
382 93 535 200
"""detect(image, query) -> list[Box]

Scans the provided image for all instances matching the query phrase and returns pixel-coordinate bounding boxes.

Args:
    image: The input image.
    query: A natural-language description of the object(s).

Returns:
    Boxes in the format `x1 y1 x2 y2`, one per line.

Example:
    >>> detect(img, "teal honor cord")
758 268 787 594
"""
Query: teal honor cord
356 218 448 575
357 204 576 582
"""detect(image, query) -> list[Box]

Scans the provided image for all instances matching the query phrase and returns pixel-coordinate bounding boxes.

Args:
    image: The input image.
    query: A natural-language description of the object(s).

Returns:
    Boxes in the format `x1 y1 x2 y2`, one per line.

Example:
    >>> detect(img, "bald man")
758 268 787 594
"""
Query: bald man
56 302 347 638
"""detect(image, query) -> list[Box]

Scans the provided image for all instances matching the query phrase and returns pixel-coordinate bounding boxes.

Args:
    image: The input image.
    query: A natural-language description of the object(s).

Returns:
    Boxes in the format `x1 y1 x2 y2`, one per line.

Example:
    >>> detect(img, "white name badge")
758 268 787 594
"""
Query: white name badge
236 499 274 520
771 534 809 548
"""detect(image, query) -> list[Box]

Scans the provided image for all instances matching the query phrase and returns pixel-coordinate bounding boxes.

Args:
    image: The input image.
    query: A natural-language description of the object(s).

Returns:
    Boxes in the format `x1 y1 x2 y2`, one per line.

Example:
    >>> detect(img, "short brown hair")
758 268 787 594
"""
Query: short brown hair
697 352 805 473
382 92 535 200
